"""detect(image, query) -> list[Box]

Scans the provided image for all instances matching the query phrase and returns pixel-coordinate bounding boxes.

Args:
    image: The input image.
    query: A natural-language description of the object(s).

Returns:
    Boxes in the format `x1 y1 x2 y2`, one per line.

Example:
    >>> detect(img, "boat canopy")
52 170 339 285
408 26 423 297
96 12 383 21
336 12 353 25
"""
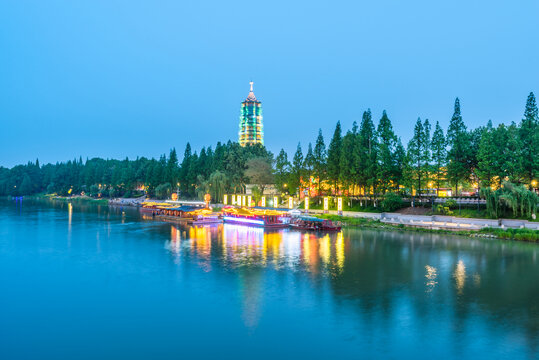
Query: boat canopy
299 216 324 222
168 205 199 212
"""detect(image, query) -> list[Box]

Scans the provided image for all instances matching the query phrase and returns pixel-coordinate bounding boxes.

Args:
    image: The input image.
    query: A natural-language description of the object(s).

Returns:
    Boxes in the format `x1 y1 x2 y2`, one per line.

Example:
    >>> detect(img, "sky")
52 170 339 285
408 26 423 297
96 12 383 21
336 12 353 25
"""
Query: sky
1 0 538 167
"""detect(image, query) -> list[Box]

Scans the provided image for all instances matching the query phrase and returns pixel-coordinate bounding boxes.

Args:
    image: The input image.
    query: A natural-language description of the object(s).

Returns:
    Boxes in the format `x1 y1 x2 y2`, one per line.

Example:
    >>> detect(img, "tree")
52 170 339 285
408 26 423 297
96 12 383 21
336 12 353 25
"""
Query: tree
179 143 192 195
376 111 397 194
407 118 425 197
393 139 406 192
358 110 378 197
327 121 342 194
274 149 290 193
208 170 227 202
167 148 179 189
431 121 447 194
313 129 327 194
421 118 432 190
446 98 470 195
245 157 274 195
290 143 304 195
519 92 538 184
304 143 315 178
339 130 357 194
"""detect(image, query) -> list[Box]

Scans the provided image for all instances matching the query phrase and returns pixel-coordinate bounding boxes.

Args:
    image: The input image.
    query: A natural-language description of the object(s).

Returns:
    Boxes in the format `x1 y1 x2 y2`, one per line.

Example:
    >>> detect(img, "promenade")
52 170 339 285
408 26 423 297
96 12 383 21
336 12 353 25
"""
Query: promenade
308 209 539 231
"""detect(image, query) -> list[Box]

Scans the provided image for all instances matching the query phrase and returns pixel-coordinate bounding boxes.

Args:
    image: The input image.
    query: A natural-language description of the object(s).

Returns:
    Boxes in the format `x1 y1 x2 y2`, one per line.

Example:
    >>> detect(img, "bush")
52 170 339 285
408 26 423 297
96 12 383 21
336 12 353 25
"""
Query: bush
445 199 458 209
381 193 404 212
435 204 454 215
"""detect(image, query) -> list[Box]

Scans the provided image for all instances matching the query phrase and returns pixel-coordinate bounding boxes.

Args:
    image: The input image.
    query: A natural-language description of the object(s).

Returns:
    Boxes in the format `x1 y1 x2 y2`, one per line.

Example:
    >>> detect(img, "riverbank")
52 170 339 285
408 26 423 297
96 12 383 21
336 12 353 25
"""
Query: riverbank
315 214 539 242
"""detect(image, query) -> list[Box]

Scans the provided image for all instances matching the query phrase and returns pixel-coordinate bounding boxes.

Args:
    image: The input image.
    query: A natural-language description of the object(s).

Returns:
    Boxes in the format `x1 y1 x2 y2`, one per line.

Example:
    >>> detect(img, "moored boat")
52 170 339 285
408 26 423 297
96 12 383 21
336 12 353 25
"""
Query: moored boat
222 207 289 228
290 216 341 232
158 205 222 224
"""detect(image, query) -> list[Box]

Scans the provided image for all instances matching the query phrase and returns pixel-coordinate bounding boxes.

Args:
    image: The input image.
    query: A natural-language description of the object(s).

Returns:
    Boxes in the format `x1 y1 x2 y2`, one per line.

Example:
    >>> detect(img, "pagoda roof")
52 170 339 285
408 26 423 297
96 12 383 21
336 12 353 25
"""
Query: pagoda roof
244 81 259 102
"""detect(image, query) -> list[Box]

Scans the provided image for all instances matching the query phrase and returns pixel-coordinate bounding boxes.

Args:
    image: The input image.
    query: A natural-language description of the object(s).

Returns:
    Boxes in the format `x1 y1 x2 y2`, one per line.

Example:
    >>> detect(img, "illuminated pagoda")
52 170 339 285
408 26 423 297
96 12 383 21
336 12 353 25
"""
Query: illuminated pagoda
239 81 264 147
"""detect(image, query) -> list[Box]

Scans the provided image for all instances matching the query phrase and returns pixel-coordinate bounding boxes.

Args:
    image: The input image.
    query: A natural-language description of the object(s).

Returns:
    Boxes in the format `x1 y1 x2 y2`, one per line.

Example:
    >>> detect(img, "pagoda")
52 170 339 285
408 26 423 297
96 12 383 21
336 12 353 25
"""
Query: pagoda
238 82 264 146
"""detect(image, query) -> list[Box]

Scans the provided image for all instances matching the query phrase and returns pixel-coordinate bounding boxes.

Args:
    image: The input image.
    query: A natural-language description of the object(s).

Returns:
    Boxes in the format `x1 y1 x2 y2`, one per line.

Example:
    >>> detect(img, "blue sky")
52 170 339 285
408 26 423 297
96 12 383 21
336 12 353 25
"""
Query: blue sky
1 0 538 167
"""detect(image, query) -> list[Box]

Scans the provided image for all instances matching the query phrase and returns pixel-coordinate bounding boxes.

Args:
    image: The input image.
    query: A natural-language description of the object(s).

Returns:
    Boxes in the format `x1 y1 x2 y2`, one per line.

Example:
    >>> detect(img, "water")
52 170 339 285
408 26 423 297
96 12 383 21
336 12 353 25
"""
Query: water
1 199 538 359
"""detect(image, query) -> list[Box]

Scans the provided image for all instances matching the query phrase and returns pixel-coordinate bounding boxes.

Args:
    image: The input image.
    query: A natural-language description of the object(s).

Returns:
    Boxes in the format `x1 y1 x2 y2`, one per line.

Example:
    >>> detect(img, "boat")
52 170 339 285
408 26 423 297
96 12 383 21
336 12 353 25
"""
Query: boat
140 201 175 214
221 207 289 229
158 205 222 225
290 216 341 232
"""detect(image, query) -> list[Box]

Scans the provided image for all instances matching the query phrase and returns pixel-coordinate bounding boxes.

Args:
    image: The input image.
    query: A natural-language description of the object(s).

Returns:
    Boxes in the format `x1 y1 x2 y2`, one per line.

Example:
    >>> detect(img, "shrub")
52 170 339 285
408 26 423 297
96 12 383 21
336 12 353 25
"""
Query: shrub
381 193 404 212
445 199 458 209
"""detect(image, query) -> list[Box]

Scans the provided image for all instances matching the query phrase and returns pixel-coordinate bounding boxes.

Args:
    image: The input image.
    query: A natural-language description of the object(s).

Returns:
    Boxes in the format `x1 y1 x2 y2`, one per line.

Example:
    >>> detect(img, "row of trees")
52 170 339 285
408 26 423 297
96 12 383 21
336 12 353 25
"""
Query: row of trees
1 93 537 201
0 142 273 200
274 93 538 197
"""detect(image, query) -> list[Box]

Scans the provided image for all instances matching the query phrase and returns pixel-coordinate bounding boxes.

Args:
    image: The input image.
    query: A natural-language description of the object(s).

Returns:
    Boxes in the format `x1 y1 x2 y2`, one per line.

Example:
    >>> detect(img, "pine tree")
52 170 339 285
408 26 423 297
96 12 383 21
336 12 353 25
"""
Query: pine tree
313 129 326 195
446 98 470 195
358 109 378 196
327 121 342 194
339 131 356 193
290 143 304 195
275 149 290 193
422 118 431 191
376 111 397 194
167 148 179 188
393 139 406 192
519 92 538 184
179 143 192 195
407 118 424 197
431 121 447 194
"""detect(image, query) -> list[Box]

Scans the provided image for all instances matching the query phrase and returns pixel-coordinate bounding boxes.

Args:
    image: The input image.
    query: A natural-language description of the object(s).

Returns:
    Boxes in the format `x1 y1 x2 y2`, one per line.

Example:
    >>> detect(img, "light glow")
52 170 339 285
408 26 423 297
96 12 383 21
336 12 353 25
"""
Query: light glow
223 194 228 205
305 197 309 210
224 216 264 225
261 196 266 207
323 197 329 211
288 197 293 209
337 197 343 212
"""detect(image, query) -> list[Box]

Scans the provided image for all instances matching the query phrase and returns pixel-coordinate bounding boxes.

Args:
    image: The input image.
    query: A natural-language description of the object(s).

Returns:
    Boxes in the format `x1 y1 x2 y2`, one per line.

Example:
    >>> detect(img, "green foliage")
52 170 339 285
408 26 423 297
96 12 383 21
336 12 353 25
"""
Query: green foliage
313 129 327 194
381 192 404 212
327 121 342 193
2 93 537 206
481 181 538 219
446 98 471 194
445 199 458 209
434 204 454 215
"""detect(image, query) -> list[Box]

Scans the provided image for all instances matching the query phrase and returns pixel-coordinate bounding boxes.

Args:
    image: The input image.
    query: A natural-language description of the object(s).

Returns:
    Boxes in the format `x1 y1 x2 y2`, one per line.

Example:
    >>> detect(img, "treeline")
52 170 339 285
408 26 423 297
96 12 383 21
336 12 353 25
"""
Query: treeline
0 142 273 200
0 92 537 201
275 93 538 197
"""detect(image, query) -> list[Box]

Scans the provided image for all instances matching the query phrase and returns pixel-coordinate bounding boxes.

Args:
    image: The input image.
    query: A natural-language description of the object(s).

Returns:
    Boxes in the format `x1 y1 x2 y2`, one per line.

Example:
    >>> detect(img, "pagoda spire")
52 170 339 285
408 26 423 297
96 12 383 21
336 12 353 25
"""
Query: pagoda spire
246 81 257 101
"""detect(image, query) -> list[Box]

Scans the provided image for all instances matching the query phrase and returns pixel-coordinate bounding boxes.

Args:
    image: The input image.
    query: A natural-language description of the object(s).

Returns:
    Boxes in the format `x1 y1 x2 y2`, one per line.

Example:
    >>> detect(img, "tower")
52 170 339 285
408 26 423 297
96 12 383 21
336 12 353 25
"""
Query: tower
239 81 264 147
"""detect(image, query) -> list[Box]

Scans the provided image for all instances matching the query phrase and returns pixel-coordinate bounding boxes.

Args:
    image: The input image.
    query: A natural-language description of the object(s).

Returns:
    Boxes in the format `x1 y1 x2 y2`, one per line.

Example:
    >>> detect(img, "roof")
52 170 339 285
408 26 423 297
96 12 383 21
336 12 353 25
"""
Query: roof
168 205 199 212
299 216 324 222
245 81 258 102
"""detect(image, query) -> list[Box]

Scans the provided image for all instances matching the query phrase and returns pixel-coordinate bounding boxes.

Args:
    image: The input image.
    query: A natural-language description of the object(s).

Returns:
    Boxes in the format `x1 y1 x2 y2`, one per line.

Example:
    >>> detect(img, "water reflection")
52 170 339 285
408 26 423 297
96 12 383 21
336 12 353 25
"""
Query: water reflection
170 224 348 276
165 222 539 351
425 265 438 292
6 199 539 358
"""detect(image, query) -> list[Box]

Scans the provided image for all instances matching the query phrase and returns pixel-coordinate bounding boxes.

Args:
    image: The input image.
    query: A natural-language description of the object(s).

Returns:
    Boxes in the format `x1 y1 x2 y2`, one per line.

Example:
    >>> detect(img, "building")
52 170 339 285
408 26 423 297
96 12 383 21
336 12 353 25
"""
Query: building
238 81 264 146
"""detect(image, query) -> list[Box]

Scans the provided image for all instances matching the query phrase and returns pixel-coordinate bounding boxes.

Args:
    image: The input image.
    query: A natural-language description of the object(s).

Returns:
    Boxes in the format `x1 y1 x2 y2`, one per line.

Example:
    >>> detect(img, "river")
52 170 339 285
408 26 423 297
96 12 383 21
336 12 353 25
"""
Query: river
1 199 538 359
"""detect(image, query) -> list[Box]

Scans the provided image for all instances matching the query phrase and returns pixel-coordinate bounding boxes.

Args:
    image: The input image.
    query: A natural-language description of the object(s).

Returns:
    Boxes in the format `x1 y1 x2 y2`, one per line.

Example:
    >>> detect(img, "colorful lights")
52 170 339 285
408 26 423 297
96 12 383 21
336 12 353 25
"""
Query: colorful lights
223 216 265 226
239 82 264 147
305 197 309 210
